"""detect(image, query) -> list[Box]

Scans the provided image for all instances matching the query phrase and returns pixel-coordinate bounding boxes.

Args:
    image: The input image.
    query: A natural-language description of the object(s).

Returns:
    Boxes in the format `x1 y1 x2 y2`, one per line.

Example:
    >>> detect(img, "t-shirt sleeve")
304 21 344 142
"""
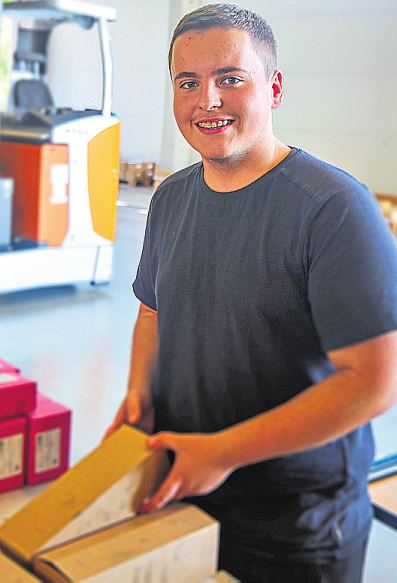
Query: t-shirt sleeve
307 186 397 352
132 202 157 311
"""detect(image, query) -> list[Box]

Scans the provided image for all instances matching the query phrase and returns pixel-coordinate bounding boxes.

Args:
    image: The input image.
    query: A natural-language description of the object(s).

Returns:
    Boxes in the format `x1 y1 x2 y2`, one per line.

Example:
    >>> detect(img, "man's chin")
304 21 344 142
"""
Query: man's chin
203 151 249 168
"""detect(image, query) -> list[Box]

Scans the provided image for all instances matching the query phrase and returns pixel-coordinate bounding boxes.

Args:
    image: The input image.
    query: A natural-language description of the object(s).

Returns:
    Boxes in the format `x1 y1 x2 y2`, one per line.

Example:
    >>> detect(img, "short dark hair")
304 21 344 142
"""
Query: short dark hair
168 3 278 80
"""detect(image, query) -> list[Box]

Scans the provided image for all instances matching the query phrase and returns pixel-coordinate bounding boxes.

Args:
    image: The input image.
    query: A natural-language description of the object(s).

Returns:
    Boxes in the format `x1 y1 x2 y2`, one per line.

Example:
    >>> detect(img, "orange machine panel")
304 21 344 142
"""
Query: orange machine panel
87 122 121 243
0 141 69 247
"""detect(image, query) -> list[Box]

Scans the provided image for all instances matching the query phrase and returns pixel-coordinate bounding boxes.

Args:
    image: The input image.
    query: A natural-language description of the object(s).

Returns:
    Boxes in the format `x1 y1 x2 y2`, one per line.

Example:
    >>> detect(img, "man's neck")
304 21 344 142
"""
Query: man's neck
202 140 291 193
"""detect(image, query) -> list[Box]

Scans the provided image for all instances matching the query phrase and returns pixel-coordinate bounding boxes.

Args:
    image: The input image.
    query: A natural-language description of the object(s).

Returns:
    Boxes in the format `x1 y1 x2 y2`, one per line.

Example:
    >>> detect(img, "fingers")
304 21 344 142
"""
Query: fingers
140 432 183 512
126 391 142 425
102 401 126 441
139 432 228 513
103 392 142 442
146 432 170 450
140 468 183 513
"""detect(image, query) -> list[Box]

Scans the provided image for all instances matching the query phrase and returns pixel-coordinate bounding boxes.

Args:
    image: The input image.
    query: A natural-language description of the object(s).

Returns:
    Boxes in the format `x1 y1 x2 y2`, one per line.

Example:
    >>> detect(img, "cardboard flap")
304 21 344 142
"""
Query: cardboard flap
0 425 169 563
33 557 73 583
34 503 219 583
0 550 42 582
39 447 169 553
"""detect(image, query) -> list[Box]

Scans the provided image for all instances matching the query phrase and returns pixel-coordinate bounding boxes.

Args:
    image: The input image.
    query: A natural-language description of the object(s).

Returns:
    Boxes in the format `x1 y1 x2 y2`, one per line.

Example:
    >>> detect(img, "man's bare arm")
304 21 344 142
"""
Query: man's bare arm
218 329 397 465
104 302 157 438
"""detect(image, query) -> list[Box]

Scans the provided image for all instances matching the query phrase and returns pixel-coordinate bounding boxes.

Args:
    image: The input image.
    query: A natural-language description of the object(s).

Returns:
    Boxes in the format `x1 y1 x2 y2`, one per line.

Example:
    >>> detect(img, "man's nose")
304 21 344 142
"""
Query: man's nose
198 82 222 110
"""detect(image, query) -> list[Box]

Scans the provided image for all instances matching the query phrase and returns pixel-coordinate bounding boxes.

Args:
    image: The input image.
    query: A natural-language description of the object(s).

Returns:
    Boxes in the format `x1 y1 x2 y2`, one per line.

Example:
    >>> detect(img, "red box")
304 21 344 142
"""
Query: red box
0 372 36 420
25 393 72 485
0 416 26 493
0 359 20 374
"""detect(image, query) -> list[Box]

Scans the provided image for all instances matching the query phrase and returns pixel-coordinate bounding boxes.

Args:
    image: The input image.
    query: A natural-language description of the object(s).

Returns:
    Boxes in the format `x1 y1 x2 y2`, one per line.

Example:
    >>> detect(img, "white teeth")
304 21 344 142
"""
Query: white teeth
198 120 230 129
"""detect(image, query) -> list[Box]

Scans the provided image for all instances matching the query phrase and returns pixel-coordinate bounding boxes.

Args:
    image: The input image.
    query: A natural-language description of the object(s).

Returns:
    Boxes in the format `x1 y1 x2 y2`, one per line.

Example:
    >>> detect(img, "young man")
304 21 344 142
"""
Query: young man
106 4 397 582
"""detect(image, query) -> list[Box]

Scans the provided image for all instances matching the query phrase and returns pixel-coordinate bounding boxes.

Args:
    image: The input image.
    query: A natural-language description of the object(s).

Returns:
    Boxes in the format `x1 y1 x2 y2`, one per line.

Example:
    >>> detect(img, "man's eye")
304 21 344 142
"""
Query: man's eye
180 81 198 89
221 76 241 85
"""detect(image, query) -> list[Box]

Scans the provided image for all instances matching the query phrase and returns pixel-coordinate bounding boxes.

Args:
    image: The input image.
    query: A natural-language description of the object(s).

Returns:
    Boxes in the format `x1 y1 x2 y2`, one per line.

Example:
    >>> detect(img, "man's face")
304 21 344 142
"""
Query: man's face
171 27 283 166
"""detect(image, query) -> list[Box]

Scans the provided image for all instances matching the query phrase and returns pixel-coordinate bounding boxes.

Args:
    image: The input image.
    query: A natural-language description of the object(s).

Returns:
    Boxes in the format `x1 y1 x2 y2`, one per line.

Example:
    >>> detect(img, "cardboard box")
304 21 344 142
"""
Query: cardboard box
0 358 20 374
25 393 72 486
0 417 26 493
34 503 219 583
119 160 129 182
142 162 156 185
153 168 173 190
0 550 42 582
124 162 156 187
126 162 145 186
0 425 170 565
0 371 36 420
199 570 241 582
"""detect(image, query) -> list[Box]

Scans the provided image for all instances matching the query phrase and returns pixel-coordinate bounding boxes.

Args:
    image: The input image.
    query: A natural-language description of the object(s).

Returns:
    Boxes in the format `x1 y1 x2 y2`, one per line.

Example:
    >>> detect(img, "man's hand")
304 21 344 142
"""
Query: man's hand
139 431 231 513
103 391 154 440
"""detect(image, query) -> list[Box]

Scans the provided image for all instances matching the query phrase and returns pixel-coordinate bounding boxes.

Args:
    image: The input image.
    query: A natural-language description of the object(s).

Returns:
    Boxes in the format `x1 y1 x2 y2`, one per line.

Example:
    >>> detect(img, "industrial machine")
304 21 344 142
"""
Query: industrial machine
0 1 120 293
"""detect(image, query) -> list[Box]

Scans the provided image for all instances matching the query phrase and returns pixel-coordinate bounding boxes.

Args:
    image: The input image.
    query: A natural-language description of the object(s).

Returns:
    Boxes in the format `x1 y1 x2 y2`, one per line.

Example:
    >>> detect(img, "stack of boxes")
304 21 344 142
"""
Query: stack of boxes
153 167 174 190
0 358 71 493
0 424 237 582
119 160 175 190
119 160 156 187
0 367 239 582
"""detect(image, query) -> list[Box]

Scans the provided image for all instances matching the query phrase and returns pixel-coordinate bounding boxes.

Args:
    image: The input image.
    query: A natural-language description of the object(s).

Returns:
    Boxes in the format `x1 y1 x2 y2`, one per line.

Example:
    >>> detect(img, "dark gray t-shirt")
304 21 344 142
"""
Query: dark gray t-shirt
133 148 397 561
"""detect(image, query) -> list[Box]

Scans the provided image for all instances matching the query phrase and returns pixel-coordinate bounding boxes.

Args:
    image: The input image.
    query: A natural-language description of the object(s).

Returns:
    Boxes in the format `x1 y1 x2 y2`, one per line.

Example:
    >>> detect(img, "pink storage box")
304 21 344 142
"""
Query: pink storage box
0 359 20 374
0 372 36 420
0 416 26 493
25 392 72 485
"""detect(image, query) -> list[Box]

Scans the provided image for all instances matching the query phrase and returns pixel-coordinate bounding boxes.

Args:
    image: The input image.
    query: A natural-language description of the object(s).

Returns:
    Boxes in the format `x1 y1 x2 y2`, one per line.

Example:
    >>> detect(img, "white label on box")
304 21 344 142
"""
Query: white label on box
35 429 61 474
0 372 18 384
0 434 23 480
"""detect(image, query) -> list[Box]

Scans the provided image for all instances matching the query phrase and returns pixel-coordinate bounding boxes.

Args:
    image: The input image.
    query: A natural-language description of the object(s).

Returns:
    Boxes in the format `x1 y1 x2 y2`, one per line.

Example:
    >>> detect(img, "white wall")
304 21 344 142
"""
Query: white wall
246 0 397 196
47 0 396 195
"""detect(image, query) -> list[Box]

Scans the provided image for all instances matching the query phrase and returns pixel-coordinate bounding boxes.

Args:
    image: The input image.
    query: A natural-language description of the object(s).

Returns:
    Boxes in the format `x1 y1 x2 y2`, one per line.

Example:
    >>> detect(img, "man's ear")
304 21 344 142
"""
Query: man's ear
271 70 284 110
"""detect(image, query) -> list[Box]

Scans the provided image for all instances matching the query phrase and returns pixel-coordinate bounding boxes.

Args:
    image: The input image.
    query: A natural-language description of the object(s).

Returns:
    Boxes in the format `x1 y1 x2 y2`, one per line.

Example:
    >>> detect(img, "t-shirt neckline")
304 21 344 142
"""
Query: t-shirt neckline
199 147 300 196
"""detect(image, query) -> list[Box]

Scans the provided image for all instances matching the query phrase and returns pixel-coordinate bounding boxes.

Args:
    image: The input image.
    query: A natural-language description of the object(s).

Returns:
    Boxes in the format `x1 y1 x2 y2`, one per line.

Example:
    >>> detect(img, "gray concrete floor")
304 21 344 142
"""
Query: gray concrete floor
0 184 396 581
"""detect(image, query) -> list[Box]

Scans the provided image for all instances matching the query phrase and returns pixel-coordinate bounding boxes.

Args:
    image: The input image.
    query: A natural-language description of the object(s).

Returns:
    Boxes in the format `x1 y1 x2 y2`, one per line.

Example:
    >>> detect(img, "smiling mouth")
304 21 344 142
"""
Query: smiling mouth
197 120 232 129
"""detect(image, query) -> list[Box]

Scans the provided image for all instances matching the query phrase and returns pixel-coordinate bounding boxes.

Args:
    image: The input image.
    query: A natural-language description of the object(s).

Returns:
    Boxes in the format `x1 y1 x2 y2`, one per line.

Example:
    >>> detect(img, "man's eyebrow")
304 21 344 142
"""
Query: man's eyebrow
213 66 248 76
173 71 199 81
173 67 248 82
